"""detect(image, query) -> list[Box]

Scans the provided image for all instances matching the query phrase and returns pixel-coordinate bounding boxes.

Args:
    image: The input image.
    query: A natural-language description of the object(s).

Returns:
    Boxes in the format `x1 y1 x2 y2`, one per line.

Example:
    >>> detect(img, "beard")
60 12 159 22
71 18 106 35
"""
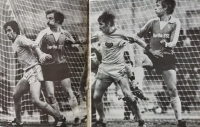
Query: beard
47 22 55 28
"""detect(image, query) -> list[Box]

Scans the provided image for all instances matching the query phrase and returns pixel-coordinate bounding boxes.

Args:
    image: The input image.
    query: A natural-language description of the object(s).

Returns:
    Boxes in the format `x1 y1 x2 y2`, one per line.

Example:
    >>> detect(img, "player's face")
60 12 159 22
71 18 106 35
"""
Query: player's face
99 21 109 34
46 13 58 28
91 52 98 64
155 1 166 17
5 26 17 41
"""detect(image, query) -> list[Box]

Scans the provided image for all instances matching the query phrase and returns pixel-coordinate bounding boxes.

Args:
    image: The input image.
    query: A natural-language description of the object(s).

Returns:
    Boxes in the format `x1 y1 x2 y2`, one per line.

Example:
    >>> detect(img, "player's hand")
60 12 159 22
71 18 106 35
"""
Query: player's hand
39 53 52 63
118 40 128 47
149 49 163 58
160 39 168 47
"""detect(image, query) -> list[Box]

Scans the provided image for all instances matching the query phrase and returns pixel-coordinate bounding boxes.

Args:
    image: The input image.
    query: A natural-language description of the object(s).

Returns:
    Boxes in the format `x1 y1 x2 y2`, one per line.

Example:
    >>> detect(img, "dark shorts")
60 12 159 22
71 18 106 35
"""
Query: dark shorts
41 63 71 81
146 52 176 74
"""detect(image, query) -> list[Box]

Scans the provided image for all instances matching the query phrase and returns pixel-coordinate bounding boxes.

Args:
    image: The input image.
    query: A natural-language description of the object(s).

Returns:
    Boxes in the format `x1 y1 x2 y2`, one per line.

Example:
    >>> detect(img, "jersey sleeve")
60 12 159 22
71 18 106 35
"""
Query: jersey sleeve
91 31 102 43
35 30 47 48
137 18 154 38
17 36 38 50
167 19 181 48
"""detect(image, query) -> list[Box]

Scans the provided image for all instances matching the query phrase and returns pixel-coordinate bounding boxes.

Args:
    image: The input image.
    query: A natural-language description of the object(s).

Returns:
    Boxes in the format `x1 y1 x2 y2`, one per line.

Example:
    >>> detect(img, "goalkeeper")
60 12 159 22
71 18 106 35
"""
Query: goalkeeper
3 20 64 127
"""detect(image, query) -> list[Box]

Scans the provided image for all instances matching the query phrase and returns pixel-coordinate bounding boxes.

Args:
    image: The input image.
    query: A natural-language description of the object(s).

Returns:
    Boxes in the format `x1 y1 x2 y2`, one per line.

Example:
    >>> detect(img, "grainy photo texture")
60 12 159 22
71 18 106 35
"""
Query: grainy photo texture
0 0 88 127
90 0 200 127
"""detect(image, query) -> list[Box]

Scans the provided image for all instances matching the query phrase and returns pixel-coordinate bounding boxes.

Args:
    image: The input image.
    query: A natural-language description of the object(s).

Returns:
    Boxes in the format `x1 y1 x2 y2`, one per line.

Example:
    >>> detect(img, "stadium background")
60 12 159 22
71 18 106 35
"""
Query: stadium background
0 0 88 126
90 0 200 126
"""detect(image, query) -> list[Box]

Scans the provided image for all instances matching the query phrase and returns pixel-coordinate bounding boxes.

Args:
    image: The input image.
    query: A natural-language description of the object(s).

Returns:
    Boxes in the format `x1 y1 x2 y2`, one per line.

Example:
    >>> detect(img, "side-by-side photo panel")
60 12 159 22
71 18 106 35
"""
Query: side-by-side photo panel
0 0 88 127
90 0 200 127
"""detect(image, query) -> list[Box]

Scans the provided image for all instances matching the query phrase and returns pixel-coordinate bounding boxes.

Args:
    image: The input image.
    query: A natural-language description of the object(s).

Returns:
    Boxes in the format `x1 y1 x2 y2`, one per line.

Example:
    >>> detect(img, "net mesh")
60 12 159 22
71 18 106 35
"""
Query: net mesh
0 0 87 123
90 0 200 121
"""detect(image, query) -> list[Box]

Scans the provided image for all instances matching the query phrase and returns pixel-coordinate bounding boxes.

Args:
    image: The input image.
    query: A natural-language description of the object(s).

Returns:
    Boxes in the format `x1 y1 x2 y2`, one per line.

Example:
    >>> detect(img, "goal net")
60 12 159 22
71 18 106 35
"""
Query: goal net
0 0 87 124
90 0 200 121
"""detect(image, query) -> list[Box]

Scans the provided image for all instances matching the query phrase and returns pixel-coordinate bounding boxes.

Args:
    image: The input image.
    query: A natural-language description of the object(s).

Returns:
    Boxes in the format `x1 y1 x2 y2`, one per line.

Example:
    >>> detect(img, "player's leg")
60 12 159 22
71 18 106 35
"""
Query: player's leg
80 64 87 101
30 81 59 117
45 81 62 117
93 79 112 124
162 70 186 127
60 78 81 125
9 78 29 125
91 80 97 124
44 81 65 123
118 77 145 127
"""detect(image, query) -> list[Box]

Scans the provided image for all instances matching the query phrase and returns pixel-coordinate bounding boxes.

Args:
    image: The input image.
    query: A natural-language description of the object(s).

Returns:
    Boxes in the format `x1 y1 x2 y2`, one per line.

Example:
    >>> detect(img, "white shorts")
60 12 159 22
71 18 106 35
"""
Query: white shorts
23 65 44 84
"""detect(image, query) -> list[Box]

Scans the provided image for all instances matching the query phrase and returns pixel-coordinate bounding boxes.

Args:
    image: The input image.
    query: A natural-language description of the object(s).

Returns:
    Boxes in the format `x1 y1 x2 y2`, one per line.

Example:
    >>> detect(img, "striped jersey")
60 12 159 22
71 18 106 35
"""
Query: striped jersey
35 27 75 65
12 35 39 71
137 16 181 54
93 29 134 64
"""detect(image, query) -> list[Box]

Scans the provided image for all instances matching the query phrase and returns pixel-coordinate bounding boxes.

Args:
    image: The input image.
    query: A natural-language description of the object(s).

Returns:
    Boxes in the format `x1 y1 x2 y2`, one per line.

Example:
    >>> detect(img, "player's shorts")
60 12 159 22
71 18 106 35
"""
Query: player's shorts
23 65 44 84
41 63 71 81
96 63 127 82
146 52 176 74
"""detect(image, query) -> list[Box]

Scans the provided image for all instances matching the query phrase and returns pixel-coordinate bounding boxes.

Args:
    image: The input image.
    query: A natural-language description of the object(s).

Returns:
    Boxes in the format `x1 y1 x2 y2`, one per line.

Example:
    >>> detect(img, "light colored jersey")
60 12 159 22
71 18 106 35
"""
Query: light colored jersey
12 35 39 71
97 29 134 64
137 16 181 54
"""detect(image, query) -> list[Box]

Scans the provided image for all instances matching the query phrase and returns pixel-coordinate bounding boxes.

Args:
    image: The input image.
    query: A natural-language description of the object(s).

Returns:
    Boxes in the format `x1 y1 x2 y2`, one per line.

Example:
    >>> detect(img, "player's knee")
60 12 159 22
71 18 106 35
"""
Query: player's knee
168 88 178 97
31 98 40 106
46 96 57 104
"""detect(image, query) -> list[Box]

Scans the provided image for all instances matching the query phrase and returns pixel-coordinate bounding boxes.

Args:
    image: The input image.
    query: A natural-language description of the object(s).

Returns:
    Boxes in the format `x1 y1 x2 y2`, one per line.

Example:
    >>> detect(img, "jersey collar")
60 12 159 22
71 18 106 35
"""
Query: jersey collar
46 27 65 35
156 16 176 23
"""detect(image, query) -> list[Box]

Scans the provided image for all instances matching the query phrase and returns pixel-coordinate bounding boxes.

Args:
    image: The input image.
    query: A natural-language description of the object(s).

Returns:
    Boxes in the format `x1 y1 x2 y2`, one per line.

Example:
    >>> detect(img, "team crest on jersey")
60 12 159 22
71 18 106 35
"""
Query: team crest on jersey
105 42 113 48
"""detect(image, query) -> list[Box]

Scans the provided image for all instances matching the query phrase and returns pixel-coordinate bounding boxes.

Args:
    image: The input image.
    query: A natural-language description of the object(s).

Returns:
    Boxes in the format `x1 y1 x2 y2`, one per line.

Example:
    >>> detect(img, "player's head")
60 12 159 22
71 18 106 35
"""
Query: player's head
45 8 65 28
98 10 116 34
155 0 176 17
3 20 20 41
91 47 102 71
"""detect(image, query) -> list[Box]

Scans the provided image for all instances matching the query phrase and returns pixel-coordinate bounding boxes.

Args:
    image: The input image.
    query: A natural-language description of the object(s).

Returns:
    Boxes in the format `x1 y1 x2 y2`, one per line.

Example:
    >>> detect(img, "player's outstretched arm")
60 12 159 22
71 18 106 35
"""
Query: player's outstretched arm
132 34 148 49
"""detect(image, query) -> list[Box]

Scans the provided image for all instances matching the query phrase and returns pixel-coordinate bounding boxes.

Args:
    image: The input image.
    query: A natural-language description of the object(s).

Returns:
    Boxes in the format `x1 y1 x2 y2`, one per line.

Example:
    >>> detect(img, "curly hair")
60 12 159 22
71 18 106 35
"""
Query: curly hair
98 10 116 26
45 8 65 24
3 20 20 35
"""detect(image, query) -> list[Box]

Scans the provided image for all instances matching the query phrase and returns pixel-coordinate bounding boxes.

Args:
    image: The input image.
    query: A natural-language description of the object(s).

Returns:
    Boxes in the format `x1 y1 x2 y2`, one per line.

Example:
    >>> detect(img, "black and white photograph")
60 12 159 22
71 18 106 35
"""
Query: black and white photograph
0 0 88 127
90 0 200 127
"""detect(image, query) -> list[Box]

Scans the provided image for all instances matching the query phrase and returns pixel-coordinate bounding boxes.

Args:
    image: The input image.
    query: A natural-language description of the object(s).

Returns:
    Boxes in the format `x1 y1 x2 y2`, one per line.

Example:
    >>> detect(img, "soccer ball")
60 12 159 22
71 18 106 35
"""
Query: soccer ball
153 106 162 114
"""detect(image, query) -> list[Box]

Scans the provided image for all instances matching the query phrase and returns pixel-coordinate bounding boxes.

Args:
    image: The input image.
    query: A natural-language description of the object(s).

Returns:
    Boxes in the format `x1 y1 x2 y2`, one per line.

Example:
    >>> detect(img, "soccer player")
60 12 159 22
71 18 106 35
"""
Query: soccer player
121 43 153 120
135 0 186 126
35 9 81 126
3 20 66 127
92 10 147 127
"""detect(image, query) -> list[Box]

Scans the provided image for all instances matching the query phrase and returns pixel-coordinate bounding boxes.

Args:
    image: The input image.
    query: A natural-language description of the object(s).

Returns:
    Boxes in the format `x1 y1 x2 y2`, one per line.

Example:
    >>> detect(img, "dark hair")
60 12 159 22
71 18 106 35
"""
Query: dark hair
3 20 20 35
45 8 65 24
91 47 102 62
156 0 176 14
98 10 116 26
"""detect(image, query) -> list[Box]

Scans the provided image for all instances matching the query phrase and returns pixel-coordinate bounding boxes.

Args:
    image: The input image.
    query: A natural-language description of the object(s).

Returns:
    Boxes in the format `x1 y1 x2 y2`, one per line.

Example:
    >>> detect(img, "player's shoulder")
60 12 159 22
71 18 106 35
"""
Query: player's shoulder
61 29 71 35
169 16 181 25
38 27 49 35
113 29 133 38
147 17 159 24
15 35 27 42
